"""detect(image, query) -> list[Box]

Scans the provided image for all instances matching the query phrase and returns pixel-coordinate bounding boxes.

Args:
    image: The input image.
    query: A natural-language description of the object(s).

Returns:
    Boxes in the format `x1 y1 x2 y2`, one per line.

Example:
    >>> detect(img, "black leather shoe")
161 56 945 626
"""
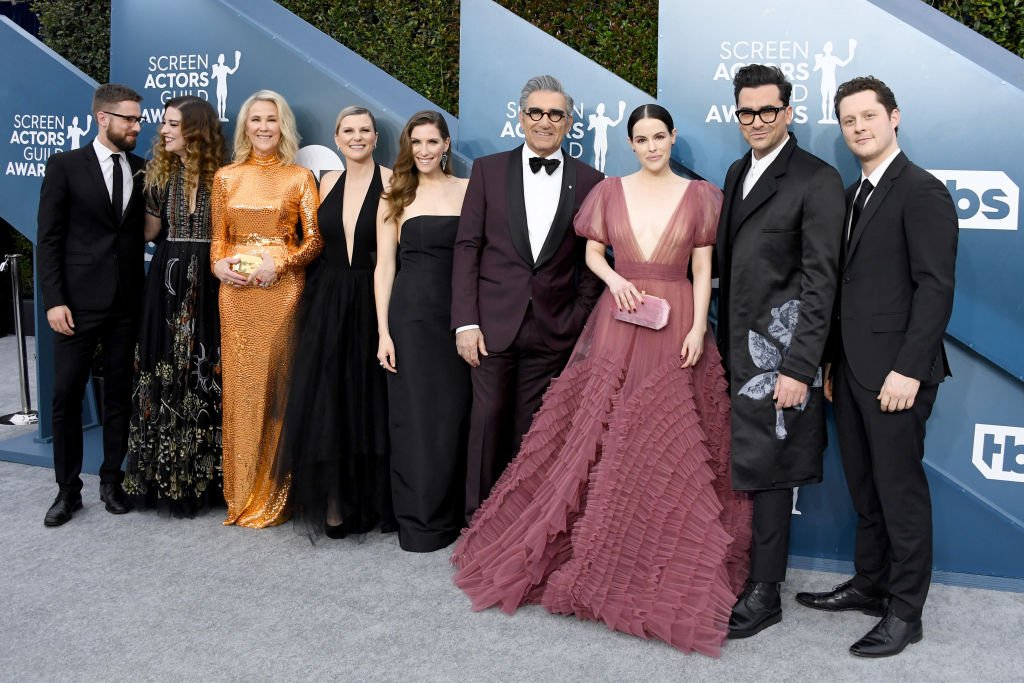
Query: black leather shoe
850 612 923 657
44 492 83 527
727 581 782 639
795 578 888 617
99 482 131 514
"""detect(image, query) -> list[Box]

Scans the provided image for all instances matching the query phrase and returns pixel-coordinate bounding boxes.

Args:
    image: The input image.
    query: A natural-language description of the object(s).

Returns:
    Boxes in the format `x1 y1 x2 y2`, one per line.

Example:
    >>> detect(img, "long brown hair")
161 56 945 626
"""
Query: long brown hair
145 96 224 198
382 110 451 222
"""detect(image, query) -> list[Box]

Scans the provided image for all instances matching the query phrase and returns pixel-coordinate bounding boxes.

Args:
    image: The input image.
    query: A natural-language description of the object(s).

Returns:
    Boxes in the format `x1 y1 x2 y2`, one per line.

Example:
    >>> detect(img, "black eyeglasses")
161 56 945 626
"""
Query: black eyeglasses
736 106 785 125
102 111 143 125
523 108 566 123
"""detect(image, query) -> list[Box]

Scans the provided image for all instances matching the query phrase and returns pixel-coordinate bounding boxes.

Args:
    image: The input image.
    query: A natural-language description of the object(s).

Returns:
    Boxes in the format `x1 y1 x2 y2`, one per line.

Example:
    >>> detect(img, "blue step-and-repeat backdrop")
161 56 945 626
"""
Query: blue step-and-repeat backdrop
2 0 1021 586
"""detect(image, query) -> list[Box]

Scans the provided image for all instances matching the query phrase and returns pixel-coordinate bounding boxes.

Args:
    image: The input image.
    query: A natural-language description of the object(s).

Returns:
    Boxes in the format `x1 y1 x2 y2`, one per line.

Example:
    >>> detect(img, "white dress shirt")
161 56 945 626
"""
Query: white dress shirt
742 134 790 199
522 144 564 260
92 137 133 214
860 147 901 207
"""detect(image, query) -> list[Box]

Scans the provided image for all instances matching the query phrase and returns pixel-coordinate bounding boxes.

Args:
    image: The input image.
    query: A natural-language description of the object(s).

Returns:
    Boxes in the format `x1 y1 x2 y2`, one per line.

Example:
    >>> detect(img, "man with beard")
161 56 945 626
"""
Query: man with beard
38 83 146 526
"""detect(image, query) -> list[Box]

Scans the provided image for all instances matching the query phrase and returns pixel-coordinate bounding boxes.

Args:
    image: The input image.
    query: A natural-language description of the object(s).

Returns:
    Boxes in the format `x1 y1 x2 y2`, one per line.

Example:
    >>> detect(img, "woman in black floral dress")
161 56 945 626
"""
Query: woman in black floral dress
124 96 225 515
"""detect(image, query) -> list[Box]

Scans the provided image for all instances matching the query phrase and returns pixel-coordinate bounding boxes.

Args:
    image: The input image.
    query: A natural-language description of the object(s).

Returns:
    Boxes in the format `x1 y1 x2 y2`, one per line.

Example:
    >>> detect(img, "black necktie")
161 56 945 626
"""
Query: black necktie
111 153 124 223
847 178 873 245
529 156 561 175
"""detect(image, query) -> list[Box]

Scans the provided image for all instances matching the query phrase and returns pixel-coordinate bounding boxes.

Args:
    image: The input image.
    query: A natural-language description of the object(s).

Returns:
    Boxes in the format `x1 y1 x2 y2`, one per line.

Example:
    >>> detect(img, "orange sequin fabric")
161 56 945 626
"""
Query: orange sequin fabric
210 154 322 528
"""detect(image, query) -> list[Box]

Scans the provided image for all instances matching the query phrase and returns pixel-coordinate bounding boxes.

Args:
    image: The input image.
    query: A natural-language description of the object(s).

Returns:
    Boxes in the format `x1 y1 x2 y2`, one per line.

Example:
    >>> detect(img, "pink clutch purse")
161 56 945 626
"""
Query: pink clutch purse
613 293 670 330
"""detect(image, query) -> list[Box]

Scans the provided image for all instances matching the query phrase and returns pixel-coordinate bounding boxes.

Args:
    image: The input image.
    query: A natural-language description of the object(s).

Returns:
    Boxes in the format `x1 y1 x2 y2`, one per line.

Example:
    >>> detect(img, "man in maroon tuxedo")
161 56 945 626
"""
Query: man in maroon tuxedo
452 75 604 520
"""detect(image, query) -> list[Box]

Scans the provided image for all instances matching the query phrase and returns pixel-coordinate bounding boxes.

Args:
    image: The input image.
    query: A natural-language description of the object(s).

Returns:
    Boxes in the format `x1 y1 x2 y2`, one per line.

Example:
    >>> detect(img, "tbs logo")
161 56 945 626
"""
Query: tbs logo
928 170 1019 231
972 424 1024 483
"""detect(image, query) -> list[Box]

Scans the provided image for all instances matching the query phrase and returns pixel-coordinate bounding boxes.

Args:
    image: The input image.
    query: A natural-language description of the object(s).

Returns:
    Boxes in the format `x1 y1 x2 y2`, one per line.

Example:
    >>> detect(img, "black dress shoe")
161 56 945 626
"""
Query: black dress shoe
850 612 923 657
44 492 83 527
727 581 782 639
795 578 888 617
99 482 131 514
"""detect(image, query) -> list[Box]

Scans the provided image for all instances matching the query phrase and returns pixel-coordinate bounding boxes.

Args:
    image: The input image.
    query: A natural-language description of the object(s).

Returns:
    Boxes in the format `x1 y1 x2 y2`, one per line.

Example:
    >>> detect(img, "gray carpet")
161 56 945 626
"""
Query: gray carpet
0 334 38 441
1 459 1021 682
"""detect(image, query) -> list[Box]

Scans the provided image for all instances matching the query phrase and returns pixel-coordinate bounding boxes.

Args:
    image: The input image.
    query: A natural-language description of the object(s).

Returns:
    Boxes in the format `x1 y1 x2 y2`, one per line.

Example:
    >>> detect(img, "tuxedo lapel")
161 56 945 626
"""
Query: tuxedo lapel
845 152 907 266
534 152 577 269
732 167 777 236
731 138 796 238
840 181 857 264
80 143 115 222
505 146 534 267
120 154 145 229
721 156 749 245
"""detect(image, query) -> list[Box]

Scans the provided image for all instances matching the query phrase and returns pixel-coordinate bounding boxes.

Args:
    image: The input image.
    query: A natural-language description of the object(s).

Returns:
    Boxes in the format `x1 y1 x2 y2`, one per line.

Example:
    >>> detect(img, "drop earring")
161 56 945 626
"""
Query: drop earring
441 153 448 172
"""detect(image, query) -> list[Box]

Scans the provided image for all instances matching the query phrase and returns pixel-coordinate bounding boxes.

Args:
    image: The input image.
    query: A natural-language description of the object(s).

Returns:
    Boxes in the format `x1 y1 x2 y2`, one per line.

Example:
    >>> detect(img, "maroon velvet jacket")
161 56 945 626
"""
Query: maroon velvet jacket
451 145 604 353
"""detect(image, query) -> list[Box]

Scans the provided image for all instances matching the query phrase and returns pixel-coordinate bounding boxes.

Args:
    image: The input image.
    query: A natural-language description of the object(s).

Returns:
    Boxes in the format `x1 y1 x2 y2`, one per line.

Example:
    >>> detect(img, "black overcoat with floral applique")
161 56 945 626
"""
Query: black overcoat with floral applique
715 136 845 491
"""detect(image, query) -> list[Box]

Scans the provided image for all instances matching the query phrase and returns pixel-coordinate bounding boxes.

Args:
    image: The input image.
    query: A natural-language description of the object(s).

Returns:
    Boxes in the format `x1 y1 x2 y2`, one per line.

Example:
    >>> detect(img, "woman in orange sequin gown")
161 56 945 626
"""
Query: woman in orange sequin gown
210 90 322 528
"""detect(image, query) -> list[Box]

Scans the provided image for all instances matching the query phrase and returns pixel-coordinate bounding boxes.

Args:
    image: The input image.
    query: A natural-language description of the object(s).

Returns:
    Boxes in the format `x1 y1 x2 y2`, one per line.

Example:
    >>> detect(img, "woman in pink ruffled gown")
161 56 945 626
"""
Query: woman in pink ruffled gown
451 105 752 657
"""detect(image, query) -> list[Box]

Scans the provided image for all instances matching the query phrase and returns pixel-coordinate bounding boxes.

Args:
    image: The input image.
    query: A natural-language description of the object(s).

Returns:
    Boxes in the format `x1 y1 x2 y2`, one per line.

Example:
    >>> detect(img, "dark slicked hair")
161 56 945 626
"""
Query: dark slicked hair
732 64 792 106
627 103 674 139
834 75 898 119
92 83 142 114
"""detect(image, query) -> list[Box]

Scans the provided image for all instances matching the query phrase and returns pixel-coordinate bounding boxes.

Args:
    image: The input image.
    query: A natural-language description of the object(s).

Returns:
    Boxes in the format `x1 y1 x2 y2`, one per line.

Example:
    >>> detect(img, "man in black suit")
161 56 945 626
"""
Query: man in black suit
796 77 957 658
452 75 604 520
716 65 845 638
37 83 146 526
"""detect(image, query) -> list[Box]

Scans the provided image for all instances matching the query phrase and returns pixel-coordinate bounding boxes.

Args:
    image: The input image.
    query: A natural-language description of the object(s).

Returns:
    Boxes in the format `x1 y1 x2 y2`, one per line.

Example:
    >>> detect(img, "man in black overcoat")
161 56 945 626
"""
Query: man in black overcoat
796 77 957 658
715 65 845 638
36 83 146 526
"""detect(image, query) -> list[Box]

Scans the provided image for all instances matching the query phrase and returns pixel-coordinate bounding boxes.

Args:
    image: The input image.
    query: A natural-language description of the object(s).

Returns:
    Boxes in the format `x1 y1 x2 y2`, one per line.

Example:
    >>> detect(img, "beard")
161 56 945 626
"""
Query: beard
108 127 139 152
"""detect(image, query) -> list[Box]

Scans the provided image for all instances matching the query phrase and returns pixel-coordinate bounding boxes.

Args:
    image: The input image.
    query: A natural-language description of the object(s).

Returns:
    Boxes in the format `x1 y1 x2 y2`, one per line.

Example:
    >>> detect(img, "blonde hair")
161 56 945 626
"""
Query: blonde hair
232 89 300 165
334 105 377 135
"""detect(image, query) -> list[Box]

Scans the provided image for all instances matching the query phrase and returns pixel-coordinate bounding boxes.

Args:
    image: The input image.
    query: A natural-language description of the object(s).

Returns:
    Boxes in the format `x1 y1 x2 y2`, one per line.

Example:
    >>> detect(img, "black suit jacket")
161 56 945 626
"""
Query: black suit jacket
451 145 604 353
37 141 146 313
829 152 957 391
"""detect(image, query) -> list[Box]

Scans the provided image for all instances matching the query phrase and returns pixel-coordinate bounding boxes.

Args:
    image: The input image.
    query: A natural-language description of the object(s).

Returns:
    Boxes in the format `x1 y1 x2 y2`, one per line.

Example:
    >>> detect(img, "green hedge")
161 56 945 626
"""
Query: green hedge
31 0 111 83
30 0 1024 117
926 0 1024 56
277 0 461 113
495 1 658 96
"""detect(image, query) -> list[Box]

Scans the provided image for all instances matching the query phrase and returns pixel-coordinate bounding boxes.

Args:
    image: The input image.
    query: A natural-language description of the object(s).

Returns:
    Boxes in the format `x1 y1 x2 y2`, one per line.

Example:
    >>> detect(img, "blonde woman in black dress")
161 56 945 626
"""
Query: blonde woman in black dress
277 106 395 540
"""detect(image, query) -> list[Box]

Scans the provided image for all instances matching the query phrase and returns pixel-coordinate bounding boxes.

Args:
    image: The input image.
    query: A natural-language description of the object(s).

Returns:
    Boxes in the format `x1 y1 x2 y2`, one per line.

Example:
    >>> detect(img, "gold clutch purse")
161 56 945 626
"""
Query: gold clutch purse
230 253 262 275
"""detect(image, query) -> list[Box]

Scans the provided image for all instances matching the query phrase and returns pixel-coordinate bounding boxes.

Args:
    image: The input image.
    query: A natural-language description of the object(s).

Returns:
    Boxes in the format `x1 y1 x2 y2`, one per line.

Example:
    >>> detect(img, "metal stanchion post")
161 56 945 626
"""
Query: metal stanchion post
0 253 38 425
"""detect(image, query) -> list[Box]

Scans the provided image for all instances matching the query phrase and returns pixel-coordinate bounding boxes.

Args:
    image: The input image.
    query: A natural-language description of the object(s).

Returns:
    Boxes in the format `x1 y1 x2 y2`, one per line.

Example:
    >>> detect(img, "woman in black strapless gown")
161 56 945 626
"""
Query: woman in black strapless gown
276 106 395 541
376 111 471 552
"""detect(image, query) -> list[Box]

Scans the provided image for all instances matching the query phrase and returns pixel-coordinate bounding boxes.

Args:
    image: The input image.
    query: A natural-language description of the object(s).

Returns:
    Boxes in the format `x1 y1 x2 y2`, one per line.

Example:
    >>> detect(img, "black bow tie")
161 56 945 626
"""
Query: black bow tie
529 156 561 175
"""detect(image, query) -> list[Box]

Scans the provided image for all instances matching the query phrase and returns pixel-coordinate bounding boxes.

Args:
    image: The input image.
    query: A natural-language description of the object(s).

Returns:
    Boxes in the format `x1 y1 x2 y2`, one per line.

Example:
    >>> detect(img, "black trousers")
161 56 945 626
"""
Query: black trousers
464 305 571 521
833 357 938 621
749 487 793 583
51 306 136 493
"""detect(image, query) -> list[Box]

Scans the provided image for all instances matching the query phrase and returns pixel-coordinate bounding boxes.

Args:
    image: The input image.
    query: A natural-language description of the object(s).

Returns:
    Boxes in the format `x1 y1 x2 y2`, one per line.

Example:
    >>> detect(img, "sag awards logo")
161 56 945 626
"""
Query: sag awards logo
141 51 242 123
706 38 858 125
972 424 1024 483
500 99 628 172
5 111 91 176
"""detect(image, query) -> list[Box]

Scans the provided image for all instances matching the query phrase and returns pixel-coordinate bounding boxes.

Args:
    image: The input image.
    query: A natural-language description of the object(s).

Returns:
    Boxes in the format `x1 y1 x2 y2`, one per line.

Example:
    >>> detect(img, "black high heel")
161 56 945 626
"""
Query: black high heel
324 521 347 539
